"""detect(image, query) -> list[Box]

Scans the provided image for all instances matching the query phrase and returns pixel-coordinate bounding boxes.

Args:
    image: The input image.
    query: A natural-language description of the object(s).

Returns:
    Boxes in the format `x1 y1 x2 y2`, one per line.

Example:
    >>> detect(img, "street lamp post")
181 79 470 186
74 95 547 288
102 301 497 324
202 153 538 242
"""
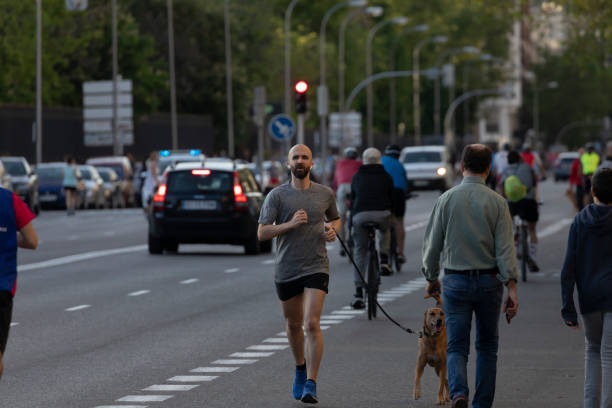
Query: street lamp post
36 0 42 164
434 46 480 139
412 35 447 146
461 53 493 138
284 0 300 117
366 16 408 147
533 81 558 143
224 0 234 158
389 24 428 143
167 0 178 150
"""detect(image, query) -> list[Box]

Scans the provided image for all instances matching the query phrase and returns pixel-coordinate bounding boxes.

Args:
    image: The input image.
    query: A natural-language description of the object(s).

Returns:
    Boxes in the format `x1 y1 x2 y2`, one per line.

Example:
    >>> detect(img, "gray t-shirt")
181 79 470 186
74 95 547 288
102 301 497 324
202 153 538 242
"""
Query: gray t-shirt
258 182 340 283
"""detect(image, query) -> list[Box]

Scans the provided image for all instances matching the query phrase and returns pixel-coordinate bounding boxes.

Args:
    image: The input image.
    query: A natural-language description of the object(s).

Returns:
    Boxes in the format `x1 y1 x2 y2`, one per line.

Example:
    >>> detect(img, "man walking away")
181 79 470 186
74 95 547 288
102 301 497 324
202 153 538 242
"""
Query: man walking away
349 148 394 308
422 144 518 408
0 186 38 378
581 143 600 203
258 144 340 404
561 168 612 408
333 147 361 256
381 144 409 265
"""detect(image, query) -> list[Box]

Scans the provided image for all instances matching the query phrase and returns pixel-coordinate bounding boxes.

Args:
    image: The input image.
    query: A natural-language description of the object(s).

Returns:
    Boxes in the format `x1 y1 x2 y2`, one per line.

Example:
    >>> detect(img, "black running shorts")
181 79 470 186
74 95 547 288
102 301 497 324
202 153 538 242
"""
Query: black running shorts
275 273 329 302
392 188 406 218
0 291 14 354
508 198 539 223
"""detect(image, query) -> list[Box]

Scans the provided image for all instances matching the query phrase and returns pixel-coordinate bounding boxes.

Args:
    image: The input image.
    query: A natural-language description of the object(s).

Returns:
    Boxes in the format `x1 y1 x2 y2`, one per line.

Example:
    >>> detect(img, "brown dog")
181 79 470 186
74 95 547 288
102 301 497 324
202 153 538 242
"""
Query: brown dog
413 295 450 405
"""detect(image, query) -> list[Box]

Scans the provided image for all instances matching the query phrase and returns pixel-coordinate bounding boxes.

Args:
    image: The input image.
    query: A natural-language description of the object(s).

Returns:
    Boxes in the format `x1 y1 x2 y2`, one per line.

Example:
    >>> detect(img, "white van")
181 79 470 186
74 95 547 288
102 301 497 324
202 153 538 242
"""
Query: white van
400 145 454 192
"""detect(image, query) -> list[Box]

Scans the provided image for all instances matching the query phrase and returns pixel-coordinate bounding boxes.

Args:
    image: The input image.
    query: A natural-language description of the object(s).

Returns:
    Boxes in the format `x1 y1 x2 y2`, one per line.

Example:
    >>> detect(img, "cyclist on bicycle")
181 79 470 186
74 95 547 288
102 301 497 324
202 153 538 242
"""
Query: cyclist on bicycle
349 148 394 309
499 150 540 272
333 147 362 256
381 144 408 265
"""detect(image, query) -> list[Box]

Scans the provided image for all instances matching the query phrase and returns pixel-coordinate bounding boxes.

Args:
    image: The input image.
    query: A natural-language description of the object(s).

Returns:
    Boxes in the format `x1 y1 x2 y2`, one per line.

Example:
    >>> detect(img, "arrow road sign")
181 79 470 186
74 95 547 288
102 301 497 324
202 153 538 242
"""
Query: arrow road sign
268 114 296 142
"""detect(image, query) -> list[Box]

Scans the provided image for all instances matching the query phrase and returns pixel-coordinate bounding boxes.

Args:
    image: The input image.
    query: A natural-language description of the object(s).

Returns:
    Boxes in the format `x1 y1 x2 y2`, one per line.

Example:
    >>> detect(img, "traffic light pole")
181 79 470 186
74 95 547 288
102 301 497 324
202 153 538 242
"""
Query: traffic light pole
297 113 305 145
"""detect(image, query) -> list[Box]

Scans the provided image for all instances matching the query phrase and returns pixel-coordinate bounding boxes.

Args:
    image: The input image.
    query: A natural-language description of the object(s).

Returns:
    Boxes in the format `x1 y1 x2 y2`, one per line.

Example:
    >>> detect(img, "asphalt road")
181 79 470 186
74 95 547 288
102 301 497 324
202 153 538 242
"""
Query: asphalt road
0 179 585 408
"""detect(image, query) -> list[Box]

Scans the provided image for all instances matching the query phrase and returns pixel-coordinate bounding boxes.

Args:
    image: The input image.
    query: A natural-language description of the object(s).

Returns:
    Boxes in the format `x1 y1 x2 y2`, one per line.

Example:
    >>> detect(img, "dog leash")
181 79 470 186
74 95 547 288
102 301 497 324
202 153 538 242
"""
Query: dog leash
334 231 417 335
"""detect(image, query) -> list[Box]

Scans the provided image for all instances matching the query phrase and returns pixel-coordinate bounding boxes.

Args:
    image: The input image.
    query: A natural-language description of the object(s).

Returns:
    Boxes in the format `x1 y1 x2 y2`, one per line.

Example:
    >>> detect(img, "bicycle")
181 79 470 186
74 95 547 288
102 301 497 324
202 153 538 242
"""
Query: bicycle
513 214 529 283
362 222 380 320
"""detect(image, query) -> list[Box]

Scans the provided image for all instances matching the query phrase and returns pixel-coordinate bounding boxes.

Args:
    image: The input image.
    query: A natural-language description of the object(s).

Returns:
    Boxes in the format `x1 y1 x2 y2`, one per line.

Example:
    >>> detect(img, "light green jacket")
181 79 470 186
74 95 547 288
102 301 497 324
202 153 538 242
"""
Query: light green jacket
421 176 518 283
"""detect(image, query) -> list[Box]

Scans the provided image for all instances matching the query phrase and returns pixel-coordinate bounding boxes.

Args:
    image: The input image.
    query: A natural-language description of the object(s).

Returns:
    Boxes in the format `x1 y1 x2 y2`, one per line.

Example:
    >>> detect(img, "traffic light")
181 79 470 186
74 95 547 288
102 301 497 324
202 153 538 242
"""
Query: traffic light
294 80 308 114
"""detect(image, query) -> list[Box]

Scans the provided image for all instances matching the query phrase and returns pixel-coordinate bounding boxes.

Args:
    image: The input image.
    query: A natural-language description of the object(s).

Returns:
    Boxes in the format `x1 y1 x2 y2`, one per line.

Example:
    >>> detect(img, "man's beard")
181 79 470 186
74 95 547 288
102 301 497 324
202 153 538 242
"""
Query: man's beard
291 165 310 179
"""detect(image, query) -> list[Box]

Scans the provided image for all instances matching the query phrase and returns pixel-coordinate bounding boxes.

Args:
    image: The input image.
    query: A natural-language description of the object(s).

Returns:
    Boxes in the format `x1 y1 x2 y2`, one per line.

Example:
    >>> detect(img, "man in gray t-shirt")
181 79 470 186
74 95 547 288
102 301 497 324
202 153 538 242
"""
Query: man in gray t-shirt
258 144 340 404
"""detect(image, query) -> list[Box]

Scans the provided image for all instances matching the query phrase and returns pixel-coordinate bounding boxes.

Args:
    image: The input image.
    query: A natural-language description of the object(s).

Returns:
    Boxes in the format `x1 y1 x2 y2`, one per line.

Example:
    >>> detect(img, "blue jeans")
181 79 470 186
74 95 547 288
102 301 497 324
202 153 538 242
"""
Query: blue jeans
443 273 504 408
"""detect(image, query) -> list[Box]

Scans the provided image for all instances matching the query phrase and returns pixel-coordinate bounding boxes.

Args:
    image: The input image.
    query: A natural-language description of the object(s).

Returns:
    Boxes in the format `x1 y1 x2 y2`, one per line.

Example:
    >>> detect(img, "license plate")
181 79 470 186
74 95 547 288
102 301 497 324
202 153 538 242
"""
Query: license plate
413 180 429 187
40 194 57 202
181 200 217 210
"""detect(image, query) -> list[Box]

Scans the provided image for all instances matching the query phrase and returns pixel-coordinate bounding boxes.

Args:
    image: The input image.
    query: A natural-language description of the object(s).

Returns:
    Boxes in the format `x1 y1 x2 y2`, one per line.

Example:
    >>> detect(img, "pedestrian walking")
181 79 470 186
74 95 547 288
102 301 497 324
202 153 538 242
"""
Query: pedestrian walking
0 186 38 378
257 144 340 404
569 147 585 212
62 156 80 215
142 151 160 213
421 144 519 408
561 167 612 408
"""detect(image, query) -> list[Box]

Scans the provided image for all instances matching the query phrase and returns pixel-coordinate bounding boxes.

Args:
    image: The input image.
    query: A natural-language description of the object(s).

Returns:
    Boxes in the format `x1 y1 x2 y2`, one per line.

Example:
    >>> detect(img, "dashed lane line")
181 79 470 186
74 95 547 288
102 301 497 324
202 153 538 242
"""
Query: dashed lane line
191 367 240 373
262 259 275 265
180 278 199 285
117 395 172 402
95 406 147 408
128 290 150 297
168 376 218 382
65 304 91 312
224 268 240 273
247 344 289 351
143 384 198 392
212 359 258 364
10 322 18 327
405 220 429 232
230 352 274 358
263 338 289 343
539 217 573 239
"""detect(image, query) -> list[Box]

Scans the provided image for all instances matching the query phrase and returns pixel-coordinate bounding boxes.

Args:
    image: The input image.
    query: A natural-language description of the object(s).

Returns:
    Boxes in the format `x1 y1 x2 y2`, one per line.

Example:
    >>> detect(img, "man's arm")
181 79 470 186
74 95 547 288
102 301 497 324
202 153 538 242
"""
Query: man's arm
560 222 579 327
421 199 444 281
17 222 38 250
258 209 308 241
494 202 518 283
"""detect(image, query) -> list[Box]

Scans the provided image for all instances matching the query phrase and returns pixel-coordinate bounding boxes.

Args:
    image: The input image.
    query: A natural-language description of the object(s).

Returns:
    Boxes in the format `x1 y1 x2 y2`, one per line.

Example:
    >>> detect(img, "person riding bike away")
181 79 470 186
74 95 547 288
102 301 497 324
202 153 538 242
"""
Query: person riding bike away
333 147 362 256
499 151 540 272
349 148 394 309
381 144 408 265
581 143 600 204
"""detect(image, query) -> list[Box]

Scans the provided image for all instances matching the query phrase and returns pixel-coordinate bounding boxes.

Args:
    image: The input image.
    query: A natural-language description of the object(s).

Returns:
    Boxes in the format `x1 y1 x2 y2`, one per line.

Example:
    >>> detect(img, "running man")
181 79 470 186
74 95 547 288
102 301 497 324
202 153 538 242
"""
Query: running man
257 144 340 404
381 144 408 265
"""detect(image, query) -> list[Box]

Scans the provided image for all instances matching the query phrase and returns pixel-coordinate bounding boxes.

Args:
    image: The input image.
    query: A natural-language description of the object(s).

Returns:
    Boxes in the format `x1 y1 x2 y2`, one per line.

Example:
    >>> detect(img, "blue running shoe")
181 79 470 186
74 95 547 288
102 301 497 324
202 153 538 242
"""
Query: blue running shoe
292 367 307 400
301 379 318 404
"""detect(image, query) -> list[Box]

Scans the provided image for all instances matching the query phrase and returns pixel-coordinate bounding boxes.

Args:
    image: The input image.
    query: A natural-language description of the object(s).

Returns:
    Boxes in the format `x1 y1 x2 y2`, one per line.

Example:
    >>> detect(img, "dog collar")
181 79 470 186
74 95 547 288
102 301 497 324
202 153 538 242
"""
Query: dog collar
421 329 441 338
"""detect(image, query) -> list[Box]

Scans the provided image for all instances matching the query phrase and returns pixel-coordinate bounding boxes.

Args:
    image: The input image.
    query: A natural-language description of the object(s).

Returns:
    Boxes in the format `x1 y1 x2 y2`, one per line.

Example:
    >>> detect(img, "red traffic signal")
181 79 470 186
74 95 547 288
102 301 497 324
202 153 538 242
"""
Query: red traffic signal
295 80 308 94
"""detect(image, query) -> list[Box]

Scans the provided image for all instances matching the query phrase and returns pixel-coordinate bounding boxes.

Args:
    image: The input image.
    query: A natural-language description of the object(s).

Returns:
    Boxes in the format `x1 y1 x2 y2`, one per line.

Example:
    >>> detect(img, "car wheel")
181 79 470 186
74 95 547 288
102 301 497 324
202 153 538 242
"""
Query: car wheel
164 239 179 253
148 235 163 254
244 233 261 255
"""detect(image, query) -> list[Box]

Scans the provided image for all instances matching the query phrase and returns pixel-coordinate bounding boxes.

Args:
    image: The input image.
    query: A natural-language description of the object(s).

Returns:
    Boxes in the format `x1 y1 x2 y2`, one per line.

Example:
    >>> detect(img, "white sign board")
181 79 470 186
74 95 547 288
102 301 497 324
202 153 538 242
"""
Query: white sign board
82 79 133 147
66 0 87 11
329 112 362 147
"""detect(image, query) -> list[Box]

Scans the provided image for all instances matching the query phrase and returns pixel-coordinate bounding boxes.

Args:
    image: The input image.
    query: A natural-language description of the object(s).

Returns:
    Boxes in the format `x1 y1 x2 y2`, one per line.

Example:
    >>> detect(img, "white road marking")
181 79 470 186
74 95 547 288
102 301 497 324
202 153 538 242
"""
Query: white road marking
539 218 573 238
319 320 343 324
231 352 275 357
10 322 18 327
19 244 147 272
342 306 352 310
168 375 218 382
331 310 364 315
128 290 150 297
143 384 198 391
117 395 172 402
247 344 289 351
95 406 147 408
262 259 275 265
191 366 240 373
263 338 289 343
405 220 429 232
213 359 258 364
224 268 240 273
276 332 287 336
65 304 91 312
321 325 330 330
180 278 199 285
321 314 354 320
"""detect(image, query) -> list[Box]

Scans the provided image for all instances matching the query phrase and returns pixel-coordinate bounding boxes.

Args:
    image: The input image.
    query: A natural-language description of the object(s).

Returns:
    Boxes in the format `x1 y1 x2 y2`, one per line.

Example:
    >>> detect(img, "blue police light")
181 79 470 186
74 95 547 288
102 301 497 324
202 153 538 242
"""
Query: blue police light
189 149 201 156
160 150 170 157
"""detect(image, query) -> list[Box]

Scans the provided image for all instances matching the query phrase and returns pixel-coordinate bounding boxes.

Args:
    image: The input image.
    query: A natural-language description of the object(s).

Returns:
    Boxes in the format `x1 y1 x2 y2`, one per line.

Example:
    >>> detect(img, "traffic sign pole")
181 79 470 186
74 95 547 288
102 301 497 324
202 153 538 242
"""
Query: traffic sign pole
253 86 266 177
297 114 305 145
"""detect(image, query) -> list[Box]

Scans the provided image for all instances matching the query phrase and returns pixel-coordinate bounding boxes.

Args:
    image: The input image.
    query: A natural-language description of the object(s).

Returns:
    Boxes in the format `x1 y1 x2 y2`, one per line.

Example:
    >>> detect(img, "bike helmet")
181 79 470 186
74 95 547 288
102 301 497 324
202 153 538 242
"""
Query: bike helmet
343 146 358 159
384 144 401 157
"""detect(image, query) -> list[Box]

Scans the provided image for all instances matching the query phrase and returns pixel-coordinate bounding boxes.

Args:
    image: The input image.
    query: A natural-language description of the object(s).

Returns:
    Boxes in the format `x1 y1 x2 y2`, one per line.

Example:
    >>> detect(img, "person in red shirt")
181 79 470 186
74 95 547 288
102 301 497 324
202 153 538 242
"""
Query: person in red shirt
0 187 38 379
569 148 585 211
333 147 362 255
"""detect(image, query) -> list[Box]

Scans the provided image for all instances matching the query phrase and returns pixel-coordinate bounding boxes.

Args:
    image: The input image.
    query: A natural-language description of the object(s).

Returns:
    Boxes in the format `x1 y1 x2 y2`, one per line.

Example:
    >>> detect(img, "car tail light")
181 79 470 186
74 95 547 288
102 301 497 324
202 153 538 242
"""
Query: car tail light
192 169 211 176
233 172 248 210
152 184 167 211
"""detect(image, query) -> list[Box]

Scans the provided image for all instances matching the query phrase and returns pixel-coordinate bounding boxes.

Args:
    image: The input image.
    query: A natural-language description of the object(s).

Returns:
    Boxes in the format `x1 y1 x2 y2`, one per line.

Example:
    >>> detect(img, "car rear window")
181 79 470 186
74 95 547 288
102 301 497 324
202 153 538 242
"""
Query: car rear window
168 170 232 193
94 164 124 179
1 160 27 176
403 151 442 163
80 169 92 180
38 167 64 182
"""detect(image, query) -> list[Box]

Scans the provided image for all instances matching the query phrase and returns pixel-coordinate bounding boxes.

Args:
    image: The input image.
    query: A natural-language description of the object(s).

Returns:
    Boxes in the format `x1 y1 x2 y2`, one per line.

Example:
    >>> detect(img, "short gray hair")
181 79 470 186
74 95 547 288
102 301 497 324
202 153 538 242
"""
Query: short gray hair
362 147 382 164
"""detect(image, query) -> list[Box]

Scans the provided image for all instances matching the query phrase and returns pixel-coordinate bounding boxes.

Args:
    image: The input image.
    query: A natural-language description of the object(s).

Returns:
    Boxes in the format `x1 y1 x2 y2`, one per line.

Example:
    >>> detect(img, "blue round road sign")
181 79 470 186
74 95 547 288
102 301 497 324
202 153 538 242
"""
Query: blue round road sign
268 114 295 142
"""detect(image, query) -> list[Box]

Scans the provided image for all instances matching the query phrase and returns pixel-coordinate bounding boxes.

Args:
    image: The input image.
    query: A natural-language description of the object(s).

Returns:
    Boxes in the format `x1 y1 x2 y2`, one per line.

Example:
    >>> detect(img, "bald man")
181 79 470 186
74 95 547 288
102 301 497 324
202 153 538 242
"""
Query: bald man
258 144 341 403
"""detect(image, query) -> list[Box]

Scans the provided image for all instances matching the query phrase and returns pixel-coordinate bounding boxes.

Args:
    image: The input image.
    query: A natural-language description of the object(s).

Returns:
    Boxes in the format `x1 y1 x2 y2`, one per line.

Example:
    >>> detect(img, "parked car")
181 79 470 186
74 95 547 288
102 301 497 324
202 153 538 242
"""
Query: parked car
0 161 12 190
77 165 106 209
96 167 124 208
400 145 454 192
0 157 40 214
86 156 135 206
147 160 270 255
553 152 580 182
36 162 67 209
247 160 287 194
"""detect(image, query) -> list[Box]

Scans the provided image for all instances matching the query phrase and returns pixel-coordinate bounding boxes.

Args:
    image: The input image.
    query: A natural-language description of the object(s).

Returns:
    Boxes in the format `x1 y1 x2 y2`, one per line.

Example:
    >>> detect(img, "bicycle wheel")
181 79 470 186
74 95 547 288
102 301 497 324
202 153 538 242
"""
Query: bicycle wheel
521 226 528 282
367 249 377 320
